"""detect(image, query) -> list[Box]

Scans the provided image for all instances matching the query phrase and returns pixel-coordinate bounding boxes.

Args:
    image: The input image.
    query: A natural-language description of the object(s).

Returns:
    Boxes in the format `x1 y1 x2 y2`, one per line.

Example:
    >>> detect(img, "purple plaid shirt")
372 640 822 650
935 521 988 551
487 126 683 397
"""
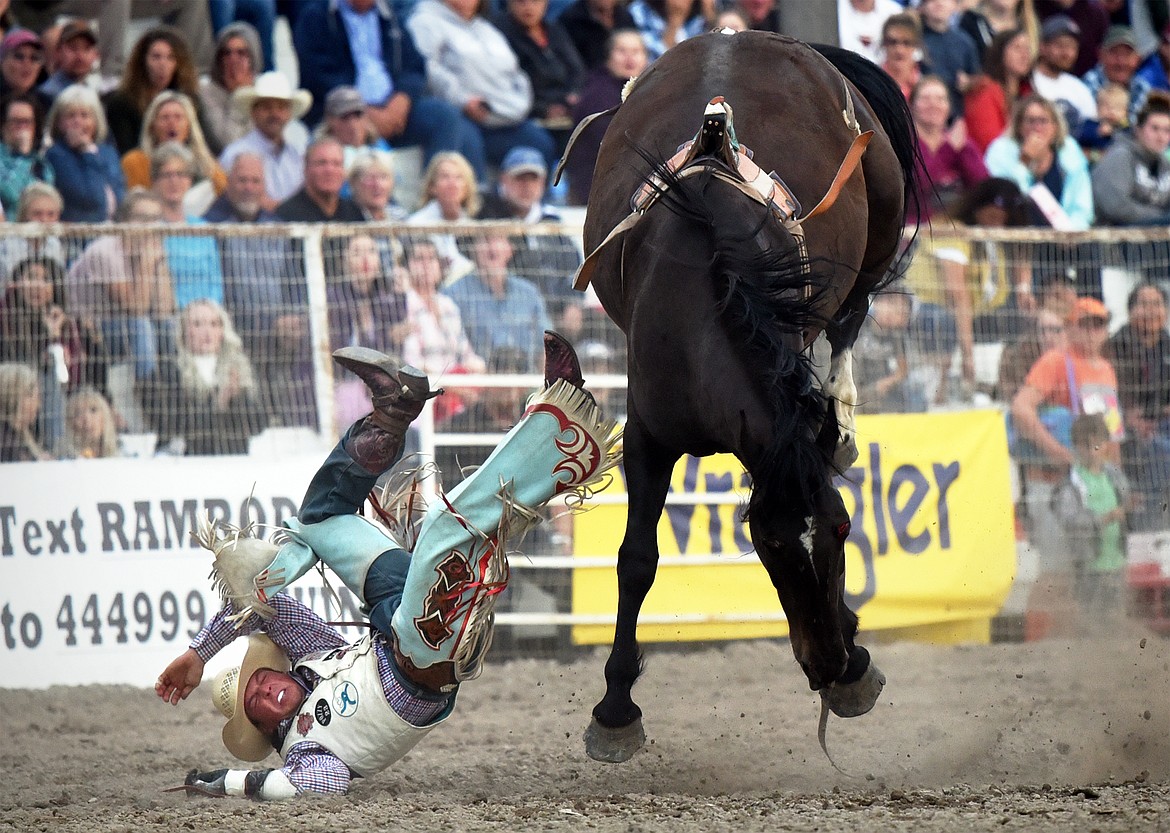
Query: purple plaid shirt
191 594 450 795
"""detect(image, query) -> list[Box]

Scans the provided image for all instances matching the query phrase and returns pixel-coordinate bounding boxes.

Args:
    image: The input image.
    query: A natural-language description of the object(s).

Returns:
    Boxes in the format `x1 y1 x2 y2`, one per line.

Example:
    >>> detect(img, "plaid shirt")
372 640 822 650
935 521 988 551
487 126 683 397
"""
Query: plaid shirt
191 594 450 796
1081 66 1151 127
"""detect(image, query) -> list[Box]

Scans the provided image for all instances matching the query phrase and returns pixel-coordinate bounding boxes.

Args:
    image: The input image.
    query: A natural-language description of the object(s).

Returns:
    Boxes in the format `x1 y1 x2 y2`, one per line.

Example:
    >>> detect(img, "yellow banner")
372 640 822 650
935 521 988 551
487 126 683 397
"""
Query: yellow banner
571 410 1016 644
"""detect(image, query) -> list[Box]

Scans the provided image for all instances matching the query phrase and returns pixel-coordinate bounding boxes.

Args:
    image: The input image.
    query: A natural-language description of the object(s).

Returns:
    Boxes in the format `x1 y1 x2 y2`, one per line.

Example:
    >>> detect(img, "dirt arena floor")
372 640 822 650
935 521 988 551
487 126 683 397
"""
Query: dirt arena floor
4 625 1170 833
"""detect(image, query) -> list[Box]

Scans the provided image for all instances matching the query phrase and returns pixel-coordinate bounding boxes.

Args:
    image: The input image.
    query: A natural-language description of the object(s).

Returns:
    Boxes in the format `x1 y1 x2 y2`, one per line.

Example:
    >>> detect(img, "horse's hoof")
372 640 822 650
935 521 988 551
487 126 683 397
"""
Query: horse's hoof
584 716 646 763
820 661 885 718
832 434 859 470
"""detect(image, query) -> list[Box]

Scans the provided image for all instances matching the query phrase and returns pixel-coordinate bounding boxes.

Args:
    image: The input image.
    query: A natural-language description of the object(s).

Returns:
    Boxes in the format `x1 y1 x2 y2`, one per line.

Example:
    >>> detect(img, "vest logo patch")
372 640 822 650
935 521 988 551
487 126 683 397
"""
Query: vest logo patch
333 681 359 717
296 712 314 736
314 698 332 726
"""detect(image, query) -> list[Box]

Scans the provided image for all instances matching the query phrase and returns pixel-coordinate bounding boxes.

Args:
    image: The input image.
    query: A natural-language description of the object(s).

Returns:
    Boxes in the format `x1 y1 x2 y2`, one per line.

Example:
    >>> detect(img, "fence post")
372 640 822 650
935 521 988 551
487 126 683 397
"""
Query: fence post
299 226 335 443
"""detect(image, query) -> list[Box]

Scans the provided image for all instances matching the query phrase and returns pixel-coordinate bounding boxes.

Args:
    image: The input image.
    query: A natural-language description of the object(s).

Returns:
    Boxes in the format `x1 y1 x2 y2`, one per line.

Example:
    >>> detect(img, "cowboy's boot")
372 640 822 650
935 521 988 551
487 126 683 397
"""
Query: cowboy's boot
203 348 438 624
389 334 622 692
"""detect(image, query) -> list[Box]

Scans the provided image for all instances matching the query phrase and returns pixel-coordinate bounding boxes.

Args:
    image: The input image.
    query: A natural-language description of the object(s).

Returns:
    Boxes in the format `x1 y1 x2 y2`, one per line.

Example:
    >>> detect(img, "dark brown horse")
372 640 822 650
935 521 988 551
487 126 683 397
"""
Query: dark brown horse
571 32 919 763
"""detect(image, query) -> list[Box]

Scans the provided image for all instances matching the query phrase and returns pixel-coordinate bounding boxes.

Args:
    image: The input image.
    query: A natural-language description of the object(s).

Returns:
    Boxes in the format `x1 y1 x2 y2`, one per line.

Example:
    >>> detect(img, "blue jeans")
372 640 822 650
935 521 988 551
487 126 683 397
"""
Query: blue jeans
101 315 174 379
208 0 277 70
398 96 482 172
1124 428 1170 531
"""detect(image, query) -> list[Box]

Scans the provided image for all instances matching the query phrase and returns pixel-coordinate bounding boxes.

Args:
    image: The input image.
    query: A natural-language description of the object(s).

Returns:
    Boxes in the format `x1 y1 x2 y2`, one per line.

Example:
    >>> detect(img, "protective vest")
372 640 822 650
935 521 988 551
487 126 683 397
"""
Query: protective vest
279 634 454 776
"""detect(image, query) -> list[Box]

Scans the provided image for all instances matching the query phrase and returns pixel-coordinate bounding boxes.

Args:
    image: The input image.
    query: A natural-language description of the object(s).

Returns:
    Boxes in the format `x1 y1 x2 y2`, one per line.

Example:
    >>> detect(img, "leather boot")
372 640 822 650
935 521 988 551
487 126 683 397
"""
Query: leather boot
543 330 588 393
334 346 439 473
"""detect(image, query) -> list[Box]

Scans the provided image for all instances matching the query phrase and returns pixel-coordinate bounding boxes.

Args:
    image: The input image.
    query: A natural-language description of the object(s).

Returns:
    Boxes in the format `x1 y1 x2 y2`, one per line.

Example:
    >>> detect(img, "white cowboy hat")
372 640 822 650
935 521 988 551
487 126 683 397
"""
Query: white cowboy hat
232 71 312 120
210 633 291 762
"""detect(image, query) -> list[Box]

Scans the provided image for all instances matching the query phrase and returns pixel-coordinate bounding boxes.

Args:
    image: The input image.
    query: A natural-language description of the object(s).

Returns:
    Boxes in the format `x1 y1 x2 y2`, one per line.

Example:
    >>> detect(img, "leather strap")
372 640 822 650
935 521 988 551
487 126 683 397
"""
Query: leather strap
553 104 620 186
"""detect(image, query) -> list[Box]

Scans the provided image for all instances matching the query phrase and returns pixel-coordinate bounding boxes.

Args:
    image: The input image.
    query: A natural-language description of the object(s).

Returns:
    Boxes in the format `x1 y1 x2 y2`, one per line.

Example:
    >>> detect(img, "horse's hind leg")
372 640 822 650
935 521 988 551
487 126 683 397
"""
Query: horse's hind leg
586 415 678 763
824 288 871 469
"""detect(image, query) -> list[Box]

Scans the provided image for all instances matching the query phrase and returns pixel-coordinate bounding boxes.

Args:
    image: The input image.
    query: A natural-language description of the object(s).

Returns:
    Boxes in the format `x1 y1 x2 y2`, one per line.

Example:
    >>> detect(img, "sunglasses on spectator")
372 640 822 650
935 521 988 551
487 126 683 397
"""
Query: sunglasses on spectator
5 50 43 64
1075 316 1109 329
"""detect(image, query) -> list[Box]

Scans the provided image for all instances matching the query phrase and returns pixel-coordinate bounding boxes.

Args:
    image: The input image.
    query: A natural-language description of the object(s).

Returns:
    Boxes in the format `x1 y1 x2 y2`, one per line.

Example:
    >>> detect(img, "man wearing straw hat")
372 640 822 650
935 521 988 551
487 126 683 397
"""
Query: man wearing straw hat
219 71 314 208
155 333 620 799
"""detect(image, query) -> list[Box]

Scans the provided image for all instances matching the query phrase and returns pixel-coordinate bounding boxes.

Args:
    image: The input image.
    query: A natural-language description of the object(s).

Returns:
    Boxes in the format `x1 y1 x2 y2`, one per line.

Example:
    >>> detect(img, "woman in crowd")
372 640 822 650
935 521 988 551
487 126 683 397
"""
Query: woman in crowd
103 26 209 156
628 0 710 62
0 92 53 218
965 27 1034 153
568 28 648 205
0 362 50 462
0 27 45 99
198 22 264 152
1092 91 1170 226
408 151 480 280
62 386 120 459
151 142 225 307
910 74 989 222
44 85 125 223
996 275 1074 402
120 91 227 209
958 0 1039 64
985 94 1094 229
496 0 586 129
880 13 929 101
151 297 265 456
327 233 411 427
0 182 65 290
348 149 408 223
407 0 558 181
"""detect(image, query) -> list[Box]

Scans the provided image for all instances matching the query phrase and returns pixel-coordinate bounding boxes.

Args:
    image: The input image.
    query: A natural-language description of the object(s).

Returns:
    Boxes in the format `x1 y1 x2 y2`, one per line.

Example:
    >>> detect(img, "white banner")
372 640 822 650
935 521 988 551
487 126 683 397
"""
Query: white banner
0 455 373 689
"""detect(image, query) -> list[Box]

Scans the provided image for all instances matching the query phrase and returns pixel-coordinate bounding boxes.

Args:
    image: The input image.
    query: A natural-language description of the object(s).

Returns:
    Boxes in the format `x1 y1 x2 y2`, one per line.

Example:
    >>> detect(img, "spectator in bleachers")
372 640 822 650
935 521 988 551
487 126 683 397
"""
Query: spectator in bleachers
208 0 277 73
854 291 926 413
150 297 266 455
731 0 779 32
443 230 550 370
293 0 477 175
152 142 225 308
408 151 479 279
36 19 98 106
1034 0 1109 77
275 138 363 222
9 1 215 82
121 91 228 212
1029 14 1097 137
628 0 709 62
315 87 394 188
1136 21 1170 92
1012 295 1123 635
0 361 51 461
985 93 1094 228
1091 89 1170 224
479 145 583 330
957 0 1039 66
1082 24 1150 126
1078 81 1129 163
567 28 648 205
65 189 175 431
920 0 982 118
103 26 213 156
495 0 586 131
1108 281 1170 530
199 22 265 152
204 152 315 430
349 148 408 221
0 28 44 100
558 0 636 70
407 0 558 181
713 8 749 31
44 84 126 222
328 232 411 426
0 182 65 289
0 256 93 452
911 75 990 223
62 386 119 458
965 27 1035 153
998 306 1067 401
219 71 311 209
838 0 905 64
880 13 929 101
0 91 54 217
401 236 486 387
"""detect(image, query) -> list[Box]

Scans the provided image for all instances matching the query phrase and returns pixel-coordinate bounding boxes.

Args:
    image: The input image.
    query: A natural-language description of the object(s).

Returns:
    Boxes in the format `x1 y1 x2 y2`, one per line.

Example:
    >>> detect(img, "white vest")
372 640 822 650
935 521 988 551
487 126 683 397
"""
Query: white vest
279 634 454 776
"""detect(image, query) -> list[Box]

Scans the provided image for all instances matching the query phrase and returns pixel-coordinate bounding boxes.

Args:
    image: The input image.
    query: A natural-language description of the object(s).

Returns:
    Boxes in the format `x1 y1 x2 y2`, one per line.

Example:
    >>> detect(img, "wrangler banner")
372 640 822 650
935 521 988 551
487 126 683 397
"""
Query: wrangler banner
571 410 1016 644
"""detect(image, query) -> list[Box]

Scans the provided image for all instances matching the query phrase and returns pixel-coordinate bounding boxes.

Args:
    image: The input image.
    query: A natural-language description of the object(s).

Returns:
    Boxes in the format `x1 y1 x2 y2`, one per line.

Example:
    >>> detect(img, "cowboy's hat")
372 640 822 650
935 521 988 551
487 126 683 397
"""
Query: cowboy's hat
210 633 291 762
231 71 312 120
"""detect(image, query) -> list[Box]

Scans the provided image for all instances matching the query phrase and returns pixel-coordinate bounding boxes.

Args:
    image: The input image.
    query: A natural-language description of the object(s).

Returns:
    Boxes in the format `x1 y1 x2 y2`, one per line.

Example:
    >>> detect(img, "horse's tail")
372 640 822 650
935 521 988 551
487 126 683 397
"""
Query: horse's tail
812 42 922 283
634 150 834 520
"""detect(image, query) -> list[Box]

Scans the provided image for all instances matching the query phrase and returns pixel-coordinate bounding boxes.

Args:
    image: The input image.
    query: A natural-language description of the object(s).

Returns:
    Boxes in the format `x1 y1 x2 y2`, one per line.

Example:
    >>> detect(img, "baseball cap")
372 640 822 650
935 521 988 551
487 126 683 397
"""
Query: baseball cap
59 19 98 46
1040 15 1080 42
325 86 365 118
501 145 547 177
1 28 44 58
1065 296 1110 323
1101 24 1136 51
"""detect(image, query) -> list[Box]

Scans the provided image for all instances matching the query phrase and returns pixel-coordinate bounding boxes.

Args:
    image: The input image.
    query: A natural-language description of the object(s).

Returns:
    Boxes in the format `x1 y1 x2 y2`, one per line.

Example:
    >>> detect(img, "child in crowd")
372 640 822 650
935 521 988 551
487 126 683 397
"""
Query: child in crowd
1079 83 1130 165
63 387 120 459
1053 413 1131 619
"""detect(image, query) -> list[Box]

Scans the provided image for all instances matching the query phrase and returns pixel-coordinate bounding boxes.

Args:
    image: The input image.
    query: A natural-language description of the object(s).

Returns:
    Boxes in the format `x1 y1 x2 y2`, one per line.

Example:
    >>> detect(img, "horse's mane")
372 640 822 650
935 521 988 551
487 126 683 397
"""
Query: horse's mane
631 147 835 520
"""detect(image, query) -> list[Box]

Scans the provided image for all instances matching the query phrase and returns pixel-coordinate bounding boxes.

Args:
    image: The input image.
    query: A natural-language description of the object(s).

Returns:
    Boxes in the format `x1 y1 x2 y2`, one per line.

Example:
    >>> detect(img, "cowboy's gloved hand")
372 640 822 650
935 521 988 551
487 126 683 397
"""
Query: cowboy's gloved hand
184 768 229 797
